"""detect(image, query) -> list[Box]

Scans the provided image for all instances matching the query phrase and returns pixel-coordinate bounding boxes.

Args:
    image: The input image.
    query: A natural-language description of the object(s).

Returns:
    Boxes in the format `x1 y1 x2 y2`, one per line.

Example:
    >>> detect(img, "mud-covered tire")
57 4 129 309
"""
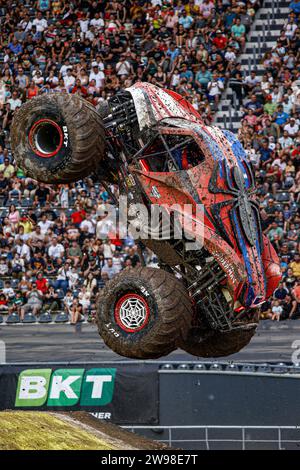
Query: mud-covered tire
96 267 192 359
10 93 106 184
179 324 257 358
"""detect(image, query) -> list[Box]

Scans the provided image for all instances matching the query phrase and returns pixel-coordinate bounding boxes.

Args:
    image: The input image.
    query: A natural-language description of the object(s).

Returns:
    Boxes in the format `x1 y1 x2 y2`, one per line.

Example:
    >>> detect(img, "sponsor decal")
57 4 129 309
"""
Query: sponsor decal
15 368 116 407
62 125 69 147
150 185 161 199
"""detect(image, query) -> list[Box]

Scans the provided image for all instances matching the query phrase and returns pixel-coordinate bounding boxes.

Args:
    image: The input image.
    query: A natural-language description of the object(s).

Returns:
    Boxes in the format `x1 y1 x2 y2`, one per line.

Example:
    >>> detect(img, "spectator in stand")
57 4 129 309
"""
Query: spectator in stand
20 282 43 320
207 72 224 108
70 297 83 324
36 271 48 295
54 260 69 294
48 237 65 260
271 299 283 321
0 293 9 314
41 285 59 314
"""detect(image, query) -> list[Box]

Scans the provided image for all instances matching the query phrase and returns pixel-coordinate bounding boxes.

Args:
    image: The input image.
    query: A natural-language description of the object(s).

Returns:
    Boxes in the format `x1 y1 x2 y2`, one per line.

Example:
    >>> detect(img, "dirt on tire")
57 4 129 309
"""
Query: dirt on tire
10 93 106 184
96 267 192 359
179 324 257 357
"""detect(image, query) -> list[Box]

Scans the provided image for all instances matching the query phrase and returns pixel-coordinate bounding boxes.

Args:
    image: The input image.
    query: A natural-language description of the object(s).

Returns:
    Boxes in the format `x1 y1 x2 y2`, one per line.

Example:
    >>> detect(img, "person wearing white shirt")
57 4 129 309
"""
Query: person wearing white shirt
207 73 224 105
96 215 114 240
38 217 53 235
8 94 22 111
116 57 132 76
244 71 260 89
170 69 180 88
282 97 293 115
284 119 299 137
78 288 91 313
20 241 31 262
19 15 33 31
67 267 79 290
86 28 95 41
284 20 297 39
0 259 8 276
89 65 105 89
270 87 282 103
94 59 105 71
3 285 15 299
90 13 104 30
63 69 75 91
46 74 59 88
48 239 65 259
33 12 48 32
224 48 236 63
103 241 116 258
112 253 124 272
279 130 294 148
271 157 286 171
101 259 120 279
60 61 73 77
80 215 95 235
79 18 89 33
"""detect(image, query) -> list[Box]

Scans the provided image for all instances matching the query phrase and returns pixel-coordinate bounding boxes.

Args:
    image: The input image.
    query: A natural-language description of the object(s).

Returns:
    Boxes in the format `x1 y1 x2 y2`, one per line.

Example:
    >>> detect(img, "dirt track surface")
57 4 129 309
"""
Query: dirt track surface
0 411 170 450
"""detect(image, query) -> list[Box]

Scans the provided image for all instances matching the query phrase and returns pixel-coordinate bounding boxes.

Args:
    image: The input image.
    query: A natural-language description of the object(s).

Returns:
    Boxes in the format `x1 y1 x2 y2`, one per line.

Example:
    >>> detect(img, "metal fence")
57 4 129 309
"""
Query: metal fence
122 425 300 450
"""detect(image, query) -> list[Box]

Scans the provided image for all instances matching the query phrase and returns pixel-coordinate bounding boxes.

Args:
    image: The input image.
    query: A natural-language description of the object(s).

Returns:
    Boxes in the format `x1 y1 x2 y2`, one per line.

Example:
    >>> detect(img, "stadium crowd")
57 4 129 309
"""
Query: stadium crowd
235 1 300 320
0 0 299 323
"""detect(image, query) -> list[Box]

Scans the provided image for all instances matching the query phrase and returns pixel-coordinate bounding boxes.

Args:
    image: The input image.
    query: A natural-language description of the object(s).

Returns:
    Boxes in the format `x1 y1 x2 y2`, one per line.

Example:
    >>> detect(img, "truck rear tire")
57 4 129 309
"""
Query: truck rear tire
179 324 257 358
11 93 106 184
96 267 192 359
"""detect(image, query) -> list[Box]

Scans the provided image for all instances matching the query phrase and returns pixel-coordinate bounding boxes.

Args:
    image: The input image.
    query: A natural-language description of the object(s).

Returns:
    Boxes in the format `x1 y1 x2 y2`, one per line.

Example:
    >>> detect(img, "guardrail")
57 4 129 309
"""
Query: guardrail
122 425 300 450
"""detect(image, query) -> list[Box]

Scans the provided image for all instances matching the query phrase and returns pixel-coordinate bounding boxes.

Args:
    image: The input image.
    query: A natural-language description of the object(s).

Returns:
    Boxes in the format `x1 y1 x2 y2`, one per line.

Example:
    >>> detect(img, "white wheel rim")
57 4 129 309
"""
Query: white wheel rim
118 296 148 330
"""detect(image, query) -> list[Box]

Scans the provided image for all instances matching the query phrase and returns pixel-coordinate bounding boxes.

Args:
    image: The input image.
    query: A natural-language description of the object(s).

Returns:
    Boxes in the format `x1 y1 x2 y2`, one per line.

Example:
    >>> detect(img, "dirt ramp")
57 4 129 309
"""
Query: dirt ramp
0 411 169 450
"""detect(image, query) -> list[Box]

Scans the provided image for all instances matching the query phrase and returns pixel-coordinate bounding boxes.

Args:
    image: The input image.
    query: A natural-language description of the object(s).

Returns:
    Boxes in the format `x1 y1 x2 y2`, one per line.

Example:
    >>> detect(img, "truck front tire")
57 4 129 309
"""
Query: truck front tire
11 93 106 184
96 267 192 359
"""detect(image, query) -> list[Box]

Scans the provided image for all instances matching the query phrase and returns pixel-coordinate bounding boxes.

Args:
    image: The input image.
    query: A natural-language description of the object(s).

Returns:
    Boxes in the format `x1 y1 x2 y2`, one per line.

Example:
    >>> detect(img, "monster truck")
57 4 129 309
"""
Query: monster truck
10 82 281 359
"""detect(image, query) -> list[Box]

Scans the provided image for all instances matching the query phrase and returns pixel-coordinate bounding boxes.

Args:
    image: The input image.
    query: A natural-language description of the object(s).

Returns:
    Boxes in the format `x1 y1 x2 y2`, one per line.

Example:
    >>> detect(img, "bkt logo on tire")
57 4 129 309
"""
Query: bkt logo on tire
15 368 116 407
62 126 69 146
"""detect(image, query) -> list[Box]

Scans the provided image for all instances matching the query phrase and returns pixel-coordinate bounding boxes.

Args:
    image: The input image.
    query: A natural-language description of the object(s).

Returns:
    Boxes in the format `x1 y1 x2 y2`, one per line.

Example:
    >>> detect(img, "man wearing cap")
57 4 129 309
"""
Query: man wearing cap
284 118 299 137
19 216 33 236
212 30 228 50
263 95 277 116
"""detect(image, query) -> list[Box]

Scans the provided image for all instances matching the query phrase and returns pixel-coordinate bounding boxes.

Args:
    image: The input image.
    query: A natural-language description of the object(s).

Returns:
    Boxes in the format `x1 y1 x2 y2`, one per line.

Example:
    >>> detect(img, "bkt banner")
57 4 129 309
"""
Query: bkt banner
15 368 116 407
0 363 158 424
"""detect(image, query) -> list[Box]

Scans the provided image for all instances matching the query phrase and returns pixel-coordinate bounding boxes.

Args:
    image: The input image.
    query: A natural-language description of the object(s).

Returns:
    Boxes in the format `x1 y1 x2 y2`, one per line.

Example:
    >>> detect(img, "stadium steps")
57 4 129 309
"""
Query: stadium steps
213 0 291 132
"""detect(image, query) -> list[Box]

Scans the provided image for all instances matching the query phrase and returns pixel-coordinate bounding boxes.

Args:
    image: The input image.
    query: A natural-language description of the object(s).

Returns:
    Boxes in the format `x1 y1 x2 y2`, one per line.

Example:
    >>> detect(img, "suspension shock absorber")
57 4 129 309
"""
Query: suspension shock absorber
97 91 138 133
